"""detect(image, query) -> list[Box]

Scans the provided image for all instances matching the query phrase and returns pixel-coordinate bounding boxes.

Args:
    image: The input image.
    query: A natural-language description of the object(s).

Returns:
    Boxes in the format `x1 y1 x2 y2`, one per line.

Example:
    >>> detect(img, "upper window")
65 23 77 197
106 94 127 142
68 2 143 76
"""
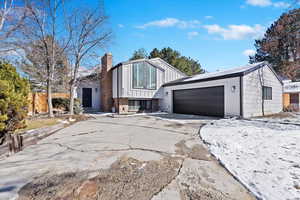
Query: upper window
133 62 157 90
263 86 272 100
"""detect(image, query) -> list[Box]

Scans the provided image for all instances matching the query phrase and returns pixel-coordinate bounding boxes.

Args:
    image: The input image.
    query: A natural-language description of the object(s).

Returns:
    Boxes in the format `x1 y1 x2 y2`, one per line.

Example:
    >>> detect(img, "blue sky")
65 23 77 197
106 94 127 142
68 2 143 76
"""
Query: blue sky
102 0 296 72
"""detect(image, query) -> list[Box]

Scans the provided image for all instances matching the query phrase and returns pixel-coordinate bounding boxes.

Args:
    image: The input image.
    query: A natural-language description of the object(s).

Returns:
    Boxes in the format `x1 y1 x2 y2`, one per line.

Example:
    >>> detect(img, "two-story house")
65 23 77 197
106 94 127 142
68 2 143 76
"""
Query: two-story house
77 53 283 117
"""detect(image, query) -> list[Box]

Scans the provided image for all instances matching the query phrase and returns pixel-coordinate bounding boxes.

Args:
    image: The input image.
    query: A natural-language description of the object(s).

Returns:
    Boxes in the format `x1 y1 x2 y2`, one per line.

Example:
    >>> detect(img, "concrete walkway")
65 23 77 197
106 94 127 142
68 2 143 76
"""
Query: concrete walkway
0 114 255 200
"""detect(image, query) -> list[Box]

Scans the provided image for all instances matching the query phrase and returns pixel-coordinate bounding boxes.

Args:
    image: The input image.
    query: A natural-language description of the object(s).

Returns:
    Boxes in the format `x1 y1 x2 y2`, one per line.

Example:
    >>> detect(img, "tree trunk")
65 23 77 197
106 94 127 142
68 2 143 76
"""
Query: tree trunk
69 84 75 115
47 78 54 118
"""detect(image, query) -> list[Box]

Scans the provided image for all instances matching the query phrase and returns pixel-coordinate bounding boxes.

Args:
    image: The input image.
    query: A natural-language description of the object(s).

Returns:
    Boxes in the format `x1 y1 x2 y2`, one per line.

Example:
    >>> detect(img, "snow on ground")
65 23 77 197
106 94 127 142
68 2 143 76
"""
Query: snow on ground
201 118 300 200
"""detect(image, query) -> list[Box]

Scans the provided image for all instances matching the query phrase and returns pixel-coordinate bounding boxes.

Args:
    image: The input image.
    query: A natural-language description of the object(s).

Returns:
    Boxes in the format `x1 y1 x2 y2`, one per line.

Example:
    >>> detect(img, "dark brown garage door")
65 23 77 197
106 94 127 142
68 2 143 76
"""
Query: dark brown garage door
173 86 224 117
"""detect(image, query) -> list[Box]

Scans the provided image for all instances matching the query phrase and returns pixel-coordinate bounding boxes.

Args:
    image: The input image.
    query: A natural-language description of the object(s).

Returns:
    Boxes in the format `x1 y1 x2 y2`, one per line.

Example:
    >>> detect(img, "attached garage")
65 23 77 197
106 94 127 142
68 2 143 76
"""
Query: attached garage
162 62 283 118
173 86 224 117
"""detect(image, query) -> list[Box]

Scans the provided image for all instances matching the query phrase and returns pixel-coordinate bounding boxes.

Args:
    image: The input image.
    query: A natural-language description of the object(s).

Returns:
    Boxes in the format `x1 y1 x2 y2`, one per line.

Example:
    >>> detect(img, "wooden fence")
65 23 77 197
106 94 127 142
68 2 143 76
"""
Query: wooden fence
28 92 70 115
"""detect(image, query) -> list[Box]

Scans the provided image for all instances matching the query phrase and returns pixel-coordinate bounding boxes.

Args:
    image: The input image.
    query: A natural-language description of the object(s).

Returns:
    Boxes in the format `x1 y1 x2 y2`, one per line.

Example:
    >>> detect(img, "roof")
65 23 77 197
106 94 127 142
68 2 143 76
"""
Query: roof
284 81 300 93
113 57 187 77
77 66 100 79
163 62 282 87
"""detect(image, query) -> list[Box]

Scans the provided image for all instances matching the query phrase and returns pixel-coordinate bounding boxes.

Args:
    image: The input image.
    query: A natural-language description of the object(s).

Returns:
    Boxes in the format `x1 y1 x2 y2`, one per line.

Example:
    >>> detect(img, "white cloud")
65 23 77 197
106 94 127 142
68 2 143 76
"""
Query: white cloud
246 0 272 7
246 0 290 8
203 24 265 40
136 18 201 29
243 49 256 57
205 16 213 19
118 24 124 28
273 1 290 8
187 31 199 39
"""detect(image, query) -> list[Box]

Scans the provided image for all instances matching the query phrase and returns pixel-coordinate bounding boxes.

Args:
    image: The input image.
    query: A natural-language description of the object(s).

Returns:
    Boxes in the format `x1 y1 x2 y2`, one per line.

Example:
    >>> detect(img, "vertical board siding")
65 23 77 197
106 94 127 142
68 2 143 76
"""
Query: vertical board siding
114 59 185 99
243 66 283 117
28 93 70 115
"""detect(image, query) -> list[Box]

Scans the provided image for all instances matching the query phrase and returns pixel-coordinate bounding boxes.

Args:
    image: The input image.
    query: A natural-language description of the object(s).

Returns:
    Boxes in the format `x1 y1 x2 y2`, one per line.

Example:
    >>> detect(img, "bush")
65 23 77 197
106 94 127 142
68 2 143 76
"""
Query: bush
0 61 30 143
73 98 84 115
52 98 69 111
52 97 83 114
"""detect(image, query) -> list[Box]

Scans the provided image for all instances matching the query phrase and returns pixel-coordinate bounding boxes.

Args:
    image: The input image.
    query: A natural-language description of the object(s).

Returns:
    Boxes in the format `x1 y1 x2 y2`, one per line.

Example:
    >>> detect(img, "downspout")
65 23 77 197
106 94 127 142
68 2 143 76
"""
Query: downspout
117 66 120 114
240 76 243 118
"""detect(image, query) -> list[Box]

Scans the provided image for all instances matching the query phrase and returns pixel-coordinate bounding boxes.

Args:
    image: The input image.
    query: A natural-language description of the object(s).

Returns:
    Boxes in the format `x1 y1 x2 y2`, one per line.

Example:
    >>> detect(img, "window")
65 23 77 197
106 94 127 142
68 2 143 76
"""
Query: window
128 100 152 111
133 62 157 89
263 86 272 100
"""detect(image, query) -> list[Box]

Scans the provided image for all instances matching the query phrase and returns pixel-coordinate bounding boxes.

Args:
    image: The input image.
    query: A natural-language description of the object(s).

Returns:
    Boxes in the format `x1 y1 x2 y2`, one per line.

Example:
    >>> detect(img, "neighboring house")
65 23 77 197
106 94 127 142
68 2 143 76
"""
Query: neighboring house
162 62 283 118
77 53 283 118
282 79 300 110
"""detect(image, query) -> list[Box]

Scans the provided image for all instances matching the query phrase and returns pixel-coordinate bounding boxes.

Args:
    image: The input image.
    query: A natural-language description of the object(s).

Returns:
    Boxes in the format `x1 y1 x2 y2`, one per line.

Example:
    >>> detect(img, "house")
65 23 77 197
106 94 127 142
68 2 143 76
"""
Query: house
75 53 185 113
283 79 300 111
112 56 186 113
76 53 283 118
75 67 101 112
162 62 283 118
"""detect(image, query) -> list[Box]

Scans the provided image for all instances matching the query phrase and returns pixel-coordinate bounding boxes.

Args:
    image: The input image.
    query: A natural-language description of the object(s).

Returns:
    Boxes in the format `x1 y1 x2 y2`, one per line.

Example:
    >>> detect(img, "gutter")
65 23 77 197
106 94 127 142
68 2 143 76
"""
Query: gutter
117 66 120 114
239 76 243 117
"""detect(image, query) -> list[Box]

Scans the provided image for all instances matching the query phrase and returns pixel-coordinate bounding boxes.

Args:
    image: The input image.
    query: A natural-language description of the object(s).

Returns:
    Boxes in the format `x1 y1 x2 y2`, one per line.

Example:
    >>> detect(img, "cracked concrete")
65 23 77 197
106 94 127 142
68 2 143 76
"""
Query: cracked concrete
0 114 254 200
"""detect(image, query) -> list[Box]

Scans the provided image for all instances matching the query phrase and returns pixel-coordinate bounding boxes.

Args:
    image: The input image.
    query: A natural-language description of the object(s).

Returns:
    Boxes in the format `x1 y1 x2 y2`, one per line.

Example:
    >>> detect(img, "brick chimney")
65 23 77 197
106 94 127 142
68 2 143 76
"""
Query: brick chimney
100 53 113 112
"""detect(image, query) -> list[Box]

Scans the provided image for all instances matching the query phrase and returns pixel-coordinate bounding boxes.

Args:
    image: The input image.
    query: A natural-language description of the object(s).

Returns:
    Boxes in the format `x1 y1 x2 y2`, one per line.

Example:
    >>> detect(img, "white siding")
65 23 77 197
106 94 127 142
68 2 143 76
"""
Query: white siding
162 77 241 117
112 67 122 98
112 59 185 99
243 66 283 117
76 80 101 110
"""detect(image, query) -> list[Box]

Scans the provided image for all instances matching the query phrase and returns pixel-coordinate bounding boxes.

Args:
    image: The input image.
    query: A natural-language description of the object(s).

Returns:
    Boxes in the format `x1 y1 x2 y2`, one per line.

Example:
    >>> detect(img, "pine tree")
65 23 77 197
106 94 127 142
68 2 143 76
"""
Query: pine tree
0 61 29 143
148 47 204 76
250 9 300 80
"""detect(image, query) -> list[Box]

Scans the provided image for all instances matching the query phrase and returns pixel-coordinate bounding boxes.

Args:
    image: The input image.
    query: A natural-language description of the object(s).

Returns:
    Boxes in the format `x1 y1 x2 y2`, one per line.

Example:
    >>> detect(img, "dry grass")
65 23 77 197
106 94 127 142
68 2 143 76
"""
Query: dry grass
255 112 296 119
19 118 60 132
16 114 90 133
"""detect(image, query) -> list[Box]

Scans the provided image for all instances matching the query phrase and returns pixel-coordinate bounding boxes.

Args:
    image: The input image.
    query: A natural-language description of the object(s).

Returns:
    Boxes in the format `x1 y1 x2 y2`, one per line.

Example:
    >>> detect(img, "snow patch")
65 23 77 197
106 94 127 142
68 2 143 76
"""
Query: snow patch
201 119 300 200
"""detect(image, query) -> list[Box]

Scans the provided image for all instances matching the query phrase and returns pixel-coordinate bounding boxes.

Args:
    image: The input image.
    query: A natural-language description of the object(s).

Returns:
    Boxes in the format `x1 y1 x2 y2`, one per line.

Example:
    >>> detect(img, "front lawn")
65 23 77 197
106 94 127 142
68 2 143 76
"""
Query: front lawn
201 118 300 200
18 118 60 132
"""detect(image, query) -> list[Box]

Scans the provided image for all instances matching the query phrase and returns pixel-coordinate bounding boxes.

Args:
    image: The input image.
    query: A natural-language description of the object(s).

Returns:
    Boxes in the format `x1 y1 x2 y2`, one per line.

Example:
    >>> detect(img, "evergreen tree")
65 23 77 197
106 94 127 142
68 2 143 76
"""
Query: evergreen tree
148 47 204 76
130 48 148 60
0 61 29 143
250 9 300 80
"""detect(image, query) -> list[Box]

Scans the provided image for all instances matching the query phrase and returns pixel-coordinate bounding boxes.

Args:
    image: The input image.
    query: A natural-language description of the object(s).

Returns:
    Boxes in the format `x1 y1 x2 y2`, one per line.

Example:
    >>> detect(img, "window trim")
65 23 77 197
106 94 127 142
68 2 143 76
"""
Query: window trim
262 86 272 100
132 62 157 90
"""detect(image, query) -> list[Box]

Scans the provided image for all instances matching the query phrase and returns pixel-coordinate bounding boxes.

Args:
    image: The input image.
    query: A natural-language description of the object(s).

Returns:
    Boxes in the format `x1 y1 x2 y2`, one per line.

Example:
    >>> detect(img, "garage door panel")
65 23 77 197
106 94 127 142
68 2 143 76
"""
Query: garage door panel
173 86 224 117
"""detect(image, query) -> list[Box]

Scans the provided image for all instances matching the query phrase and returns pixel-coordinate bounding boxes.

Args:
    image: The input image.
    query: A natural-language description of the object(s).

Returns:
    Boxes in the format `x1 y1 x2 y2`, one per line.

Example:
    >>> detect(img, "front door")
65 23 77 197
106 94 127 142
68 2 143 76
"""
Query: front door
82 88 92 108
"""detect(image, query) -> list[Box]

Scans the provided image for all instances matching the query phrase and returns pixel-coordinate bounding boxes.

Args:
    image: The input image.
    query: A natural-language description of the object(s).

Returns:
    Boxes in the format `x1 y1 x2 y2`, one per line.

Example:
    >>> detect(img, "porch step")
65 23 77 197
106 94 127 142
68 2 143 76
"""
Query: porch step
83 108 101 113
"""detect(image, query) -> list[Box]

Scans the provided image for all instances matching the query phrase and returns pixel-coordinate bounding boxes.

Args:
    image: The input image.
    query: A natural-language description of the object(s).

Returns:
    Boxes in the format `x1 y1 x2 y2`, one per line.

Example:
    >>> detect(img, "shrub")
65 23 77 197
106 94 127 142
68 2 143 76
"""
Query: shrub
52 97 83 114
0 61 30 143
73 98 84 114
52 98 69 111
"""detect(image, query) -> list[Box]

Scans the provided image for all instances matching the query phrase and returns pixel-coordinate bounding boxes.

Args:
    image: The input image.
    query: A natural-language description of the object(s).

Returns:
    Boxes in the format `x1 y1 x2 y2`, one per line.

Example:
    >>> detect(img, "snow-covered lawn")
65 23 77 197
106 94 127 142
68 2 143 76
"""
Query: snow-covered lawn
201 118 300 200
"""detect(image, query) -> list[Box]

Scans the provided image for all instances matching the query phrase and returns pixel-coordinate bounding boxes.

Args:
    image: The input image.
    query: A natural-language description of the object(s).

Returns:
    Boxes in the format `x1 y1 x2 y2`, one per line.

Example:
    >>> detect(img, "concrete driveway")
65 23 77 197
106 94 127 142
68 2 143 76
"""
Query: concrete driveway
0 114 254 200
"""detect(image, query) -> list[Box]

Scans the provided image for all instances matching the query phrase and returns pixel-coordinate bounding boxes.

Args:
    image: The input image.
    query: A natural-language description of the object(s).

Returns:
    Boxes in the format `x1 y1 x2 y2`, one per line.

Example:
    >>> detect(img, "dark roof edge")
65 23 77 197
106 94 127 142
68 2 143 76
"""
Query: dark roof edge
112 59 165 72
163 62 283 87
163 72 244 87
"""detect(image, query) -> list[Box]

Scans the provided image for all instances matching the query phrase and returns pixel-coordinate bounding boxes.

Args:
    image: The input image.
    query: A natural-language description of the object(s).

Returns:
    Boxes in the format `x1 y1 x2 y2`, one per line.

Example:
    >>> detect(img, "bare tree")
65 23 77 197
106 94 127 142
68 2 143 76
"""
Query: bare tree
17 0 70 117
21 36 71 93
0 0 29 54
66 5 112 115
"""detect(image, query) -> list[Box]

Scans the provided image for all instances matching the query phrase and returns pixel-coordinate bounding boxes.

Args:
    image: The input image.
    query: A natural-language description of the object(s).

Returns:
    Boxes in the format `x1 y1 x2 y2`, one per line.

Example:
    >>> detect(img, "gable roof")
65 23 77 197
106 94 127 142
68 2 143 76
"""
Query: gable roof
113 57 187 77
163 62 283 87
